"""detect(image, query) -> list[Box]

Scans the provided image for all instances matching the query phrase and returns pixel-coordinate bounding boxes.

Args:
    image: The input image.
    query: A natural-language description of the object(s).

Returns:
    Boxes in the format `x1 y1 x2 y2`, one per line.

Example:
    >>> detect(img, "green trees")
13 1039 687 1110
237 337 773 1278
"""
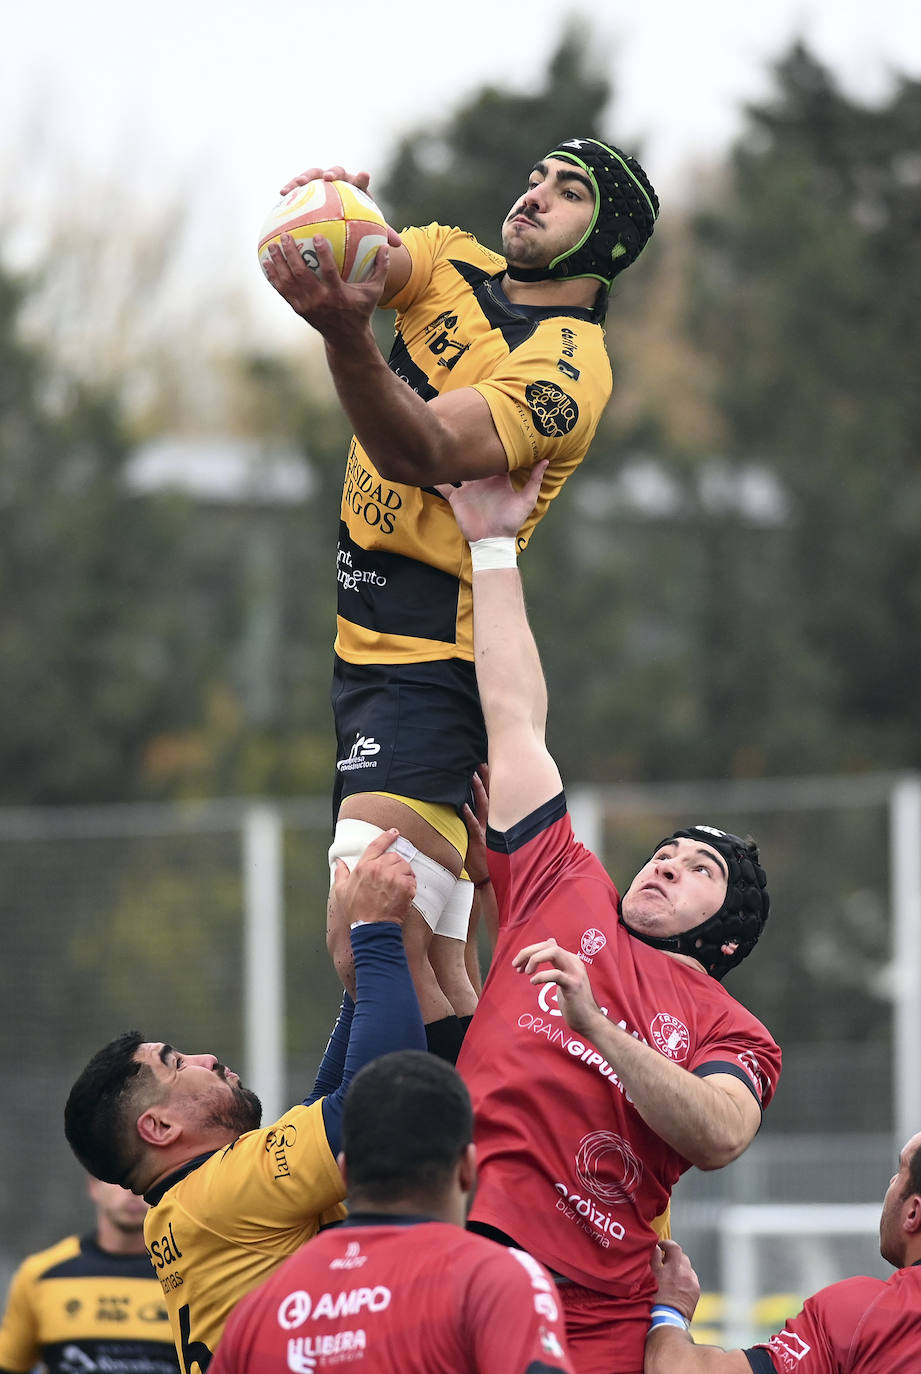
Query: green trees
688 43 921 774
412 36 921 789
376 23 613 245
0 264 224 802
2 33 918 801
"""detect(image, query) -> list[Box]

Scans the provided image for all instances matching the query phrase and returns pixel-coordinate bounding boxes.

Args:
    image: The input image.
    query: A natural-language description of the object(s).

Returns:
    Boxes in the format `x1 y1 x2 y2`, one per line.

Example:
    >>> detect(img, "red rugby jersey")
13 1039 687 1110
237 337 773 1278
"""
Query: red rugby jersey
210 1217 575 1374
746 1264 921 1373
457 794 781 1301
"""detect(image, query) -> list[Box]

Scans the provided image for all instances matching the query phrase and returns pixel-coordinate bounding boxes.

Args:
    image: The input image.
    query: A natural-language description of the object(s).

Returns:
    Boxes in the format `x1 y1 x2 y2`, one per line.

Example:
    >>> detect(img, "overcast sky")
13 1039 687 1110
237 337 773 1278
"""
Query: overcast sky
3 0 920 344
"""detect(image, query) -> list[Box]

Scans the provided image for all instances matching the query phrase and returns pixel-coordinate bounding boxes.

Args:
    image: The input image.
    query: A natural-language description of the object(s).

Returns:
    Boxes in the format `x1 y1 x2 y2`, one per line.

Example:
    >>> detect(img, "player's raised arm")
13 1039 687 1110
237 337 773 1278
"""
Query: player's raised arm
441 465 562 831
264 227 507 484
305 830 426 1155
259 166 509 486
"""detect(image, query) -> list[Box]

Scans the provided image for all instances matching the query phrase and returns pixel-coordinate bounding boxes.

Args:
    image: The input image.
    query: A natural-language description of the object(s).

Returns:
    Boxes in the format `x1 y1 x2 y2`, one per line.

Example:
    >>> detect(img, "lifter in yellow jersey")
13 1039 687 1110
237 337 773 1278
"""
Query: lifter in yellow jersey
263 139 659 1059
62 834 425 1374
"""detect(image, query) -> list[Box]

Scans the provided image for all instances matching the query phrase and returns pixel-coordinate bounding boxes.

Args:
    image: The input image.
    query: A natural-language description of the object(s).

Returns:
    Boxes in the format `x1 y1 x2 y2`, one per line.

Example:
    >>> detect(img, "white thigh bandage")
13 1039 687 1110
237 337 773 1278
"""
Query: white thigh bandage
328 819 456 933
436 878 473 941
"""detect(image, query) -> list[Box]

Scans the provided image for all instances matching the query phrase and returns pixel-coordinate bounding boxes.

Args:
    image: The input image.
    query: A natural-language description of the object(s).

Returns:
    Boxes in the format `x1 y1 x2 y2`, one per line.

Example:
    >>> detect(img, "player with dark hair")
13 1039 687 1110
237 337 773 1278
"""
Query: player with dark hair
63 833 425 1373
209 1050 576 1374
263 139 659 1062
439 467 781 1374
0 1176 178 1374
645 1129 921 1372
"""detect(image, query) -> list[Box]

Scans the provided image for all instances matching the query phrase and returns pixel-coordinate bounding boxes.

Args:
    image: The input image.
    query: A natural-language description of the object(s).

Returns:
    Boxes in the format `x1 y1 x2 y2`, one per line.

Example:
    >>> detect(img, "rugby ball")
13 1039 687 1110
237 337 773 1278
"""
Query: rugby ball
257 178 388 282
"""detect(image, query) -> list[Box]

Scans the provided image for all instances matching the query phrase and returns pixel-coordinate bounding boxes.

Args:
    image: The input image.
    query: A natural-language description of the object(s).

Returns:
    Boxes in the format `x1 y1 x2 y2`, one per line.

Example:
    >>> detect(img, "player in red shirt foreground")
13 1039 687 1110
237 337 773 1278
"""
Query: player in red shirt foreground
646 1129 921 1373
209 1050 576 1374
442 466 781 1374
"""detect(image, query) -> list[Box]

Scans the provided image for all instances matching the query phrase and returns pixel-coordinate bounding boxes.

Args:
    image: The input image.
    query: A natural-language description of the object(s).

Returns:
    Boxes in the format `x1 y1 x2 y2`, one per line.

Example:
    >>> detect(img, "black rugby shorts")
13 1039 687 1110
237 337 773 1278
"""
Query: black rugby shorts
331 655 487 821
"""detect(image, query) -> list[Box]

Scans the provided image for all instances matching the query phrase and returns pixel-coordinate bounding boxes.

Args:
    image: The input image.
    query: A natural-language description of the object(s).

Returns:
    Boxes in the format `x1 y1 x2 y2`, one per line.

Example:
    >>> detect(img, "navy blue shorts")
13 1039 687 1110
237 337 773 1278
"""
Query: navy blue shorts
331 655 487 820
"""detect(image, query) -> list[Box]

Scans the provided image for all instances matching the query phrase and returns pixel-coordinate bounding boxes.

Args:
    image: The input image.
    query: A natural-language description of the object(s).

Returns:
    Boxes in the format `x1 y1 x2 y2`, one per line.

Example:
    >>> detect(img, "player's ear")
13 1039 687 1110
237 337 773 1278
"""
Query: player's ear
337 1152 348 1189
904 1191 921 1235
136 1107 181 1148
458 1141 477 1196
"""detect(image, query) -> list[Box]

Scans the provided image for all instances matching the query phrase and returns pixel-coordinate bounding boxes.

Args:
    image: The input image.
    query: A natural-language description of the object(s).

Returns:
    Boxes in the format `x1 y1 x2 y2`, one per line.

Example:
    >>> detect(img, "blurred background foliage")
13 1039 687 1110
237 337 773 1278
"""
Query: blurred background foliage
3 30 918 809
1 27 919 1039
2 29 919 1269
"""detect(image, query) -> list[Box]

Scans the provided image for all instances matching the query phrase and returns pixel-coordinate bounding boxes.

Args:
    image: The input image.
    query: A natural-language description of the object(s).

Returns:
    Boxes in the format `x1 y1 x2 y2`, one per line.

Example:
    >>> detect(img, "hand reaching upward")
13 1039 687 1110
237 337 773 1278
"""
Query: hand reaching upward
438 462 548 545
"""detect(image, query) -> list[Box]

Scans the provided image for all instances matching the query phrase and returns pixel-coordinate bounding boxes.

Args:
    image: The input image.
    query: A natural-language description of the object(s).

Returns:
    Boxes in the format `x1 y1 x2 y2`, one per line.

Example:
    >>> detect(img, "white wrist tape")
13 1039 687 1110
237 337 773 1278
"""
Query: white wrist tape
648 1305 690 1332
470 537 517 571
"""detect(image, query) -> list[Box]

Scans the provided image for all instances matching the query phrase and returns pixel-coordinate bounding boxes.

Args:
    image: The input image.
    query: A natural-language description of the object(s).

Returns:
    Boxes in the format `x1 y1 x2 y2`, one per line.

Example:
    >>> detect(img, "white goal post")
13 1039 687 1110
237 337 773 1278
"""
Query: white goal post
717 1203 882 1347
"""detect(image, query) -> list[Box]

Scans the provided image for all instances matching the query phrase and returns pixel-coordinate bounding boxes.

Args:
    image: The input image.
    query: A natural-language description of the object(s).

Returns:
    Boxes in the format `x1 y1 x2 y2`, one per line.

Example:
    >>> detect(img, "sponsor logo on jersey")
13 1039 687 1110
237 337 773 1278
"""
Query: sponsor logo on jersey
343 444 404 534
146 1222 183 1270
336 734 381 774
59 1345 101 1372
423 311 470 371
552 1183 626 1246
337 544 388 593
649 1012 690 1062
509 1248 559 1323
138 1302 171 1323
330 1241 367 1271
266 1122 297 1180
526 987 641 1098
520 1011 626 1088
540 1327 566 1358
765 1330 811 1368
580 927 607 959
576 1130 642 1203
287 1330 366 1370
286 1339 317 1373
525 381 579 436
95 1295 131 1323
552 1131 641 1247
277 1287 391 1329
737 1048 769 1100
278 1291 312 1330
557 327 581 381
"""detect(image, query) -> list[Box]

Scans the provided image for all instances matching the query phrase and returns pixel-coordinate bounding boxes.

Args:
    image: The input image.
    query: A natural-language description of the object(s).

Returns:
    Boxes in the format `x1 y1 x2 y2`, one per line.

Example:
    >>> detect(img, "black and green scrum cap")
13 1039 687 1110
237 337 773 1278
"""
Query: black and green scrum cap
507 137 659 291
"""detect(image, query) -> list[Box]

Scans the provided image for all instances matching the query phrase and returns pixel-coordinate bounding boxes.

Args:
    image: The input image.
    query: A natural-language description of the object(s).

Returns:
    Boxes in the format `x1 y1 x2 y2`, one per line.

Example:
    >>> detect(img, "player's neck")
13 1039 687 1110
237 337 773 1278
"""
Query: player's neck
350 1193 467 1229
500 272 599 312
95 1219 148 1256
664 950 708 975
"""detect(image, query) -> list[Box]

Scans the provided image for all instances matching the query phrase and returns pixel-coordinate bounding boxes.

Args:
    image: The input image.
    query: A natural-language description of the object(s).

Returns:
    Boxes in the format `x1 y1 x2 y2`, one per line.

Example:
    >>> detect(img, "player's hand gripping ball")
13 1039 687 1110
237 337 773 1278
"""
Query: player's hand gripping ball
257 179 388 282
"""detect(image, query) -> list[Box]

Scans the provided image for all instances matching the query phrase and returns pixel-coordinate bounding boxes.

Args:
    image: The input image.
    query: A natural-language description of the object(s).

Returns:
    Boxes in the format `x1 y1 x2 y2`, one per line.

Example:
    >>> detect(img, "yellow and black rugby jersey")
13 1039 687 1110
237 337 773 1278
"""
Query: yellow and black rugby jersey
0 1232 177 1374
336 223 613 665
143 1099 345 1374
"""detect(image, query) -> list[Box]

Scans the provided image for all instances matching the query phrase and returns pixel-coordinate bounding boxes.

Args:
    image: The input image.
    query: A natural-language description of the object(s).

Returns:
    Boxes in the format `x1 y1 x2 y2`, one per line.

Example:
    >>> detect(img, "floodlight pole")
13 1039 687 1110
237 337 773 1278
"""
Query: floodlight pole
891 773 921 1151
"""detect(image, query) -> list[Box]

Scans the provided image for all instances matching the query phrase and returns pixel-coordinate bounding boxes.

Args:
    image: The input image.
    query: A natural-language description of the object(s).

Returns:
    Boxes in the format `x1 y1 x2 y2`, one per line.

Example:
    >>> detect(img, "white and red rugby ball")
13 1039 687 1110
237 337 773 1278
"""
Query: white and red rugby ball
257 178 388 282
